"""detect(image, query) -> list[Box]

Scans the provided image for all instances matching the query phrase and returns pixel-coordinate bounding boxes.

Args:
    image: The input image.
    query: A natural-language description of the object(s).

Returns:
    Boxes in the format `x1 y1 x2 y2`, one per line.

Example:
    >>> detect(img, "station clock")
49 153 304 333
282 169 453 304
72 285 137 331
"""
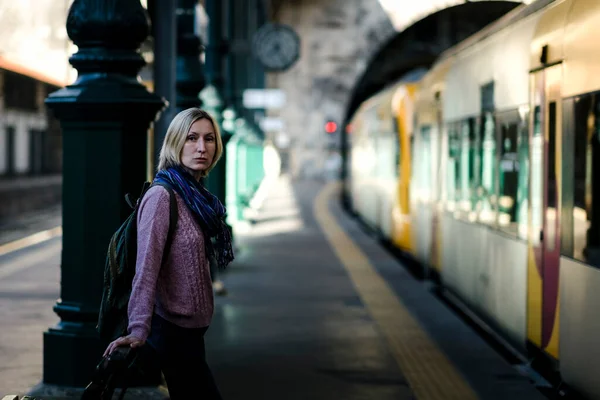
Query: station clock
252 23 300 72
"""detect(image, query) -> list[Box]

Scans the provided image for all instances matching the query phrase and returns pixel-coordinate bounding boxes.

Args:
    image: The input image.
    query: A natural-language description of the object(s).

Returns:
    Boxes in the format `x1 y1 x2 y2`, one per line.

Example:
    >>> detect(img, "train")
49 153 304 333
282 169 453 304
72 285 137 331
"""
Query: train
345 0 600 398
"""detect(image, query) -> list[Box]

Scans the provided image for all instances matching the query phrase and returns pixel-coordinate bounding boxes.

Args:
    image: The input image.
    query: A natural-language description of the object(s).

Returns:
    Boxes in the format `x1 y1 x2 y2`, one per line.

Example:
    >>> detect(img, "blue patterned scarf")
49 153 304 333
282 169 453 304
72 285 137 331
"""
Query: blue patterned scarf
154 166 234 269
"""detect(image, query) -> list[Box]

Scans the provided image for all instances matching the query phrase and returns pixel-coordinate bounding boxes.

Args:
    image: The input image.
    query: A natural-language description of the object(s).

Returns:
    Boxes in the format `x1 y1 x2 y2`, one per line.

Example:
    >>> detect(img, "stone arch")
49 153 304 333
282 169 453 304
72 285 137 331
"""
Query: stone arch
270 0 523 178
343 1 523 126
271 0 396 178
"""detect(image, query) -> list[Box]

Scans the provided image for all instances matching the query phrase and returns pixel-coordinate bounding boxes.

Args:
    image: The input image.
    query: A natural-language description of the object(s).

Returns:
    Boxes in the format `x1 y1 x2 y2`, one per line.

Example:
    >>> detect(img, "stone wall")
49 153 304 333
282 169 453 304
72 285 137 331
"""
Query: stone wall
269 0 394 179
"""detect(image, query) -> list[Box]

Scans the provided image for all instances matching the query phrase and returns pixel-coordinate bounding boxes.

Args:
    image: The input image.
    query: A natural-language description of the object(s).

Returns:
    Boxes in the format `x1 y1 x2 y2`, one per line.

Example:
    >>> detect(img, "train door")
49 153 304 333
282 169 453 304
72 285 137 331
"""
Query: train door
527 64 562 359
430 97 444 275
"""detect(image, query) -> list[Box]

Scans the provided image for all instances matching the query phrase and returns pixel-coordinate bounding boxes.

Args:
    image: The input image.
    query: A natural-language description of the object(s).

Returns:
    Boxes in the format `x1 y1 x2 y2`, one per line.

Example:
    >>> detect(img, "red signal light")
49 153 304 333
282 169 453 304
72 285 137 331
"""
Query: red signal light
325 121 337 133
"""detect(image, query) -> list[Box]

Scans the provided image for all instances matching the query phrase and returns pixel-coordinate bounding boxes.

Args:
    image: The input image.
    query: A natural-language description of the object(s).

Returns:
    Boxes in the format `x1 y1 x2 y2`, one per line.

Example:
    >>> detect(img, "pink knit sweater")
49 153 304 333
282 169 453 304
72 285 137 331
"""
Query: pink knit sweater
127 186 214 342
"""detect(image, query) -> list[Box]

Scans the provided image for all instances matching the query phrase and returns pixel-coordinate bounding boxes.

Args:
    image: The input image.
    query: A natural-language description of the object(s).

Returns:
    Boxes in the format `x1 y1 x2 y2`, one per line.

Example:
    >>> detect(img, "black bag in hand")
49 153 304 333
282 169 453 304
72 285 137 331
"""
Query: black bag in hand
81 347 138 400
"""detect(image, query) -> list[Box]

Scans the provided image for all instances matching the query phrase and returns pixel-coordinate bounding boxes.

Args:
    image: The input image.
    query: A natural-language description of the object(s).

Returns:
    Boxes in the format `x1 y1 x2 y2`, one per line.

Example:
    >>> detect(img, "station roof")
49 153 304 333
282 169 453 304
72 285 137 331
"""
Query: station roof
0 56 66 88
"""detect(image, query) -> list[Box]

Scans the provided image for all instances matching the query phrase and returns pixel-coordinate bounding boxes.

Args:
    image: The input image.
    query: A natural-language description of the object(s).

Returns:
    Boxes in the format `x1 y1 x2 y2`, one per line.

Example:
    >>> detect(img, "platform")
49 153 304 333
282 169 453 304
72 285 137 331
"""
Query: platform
0 175 550 399
205 176 547 400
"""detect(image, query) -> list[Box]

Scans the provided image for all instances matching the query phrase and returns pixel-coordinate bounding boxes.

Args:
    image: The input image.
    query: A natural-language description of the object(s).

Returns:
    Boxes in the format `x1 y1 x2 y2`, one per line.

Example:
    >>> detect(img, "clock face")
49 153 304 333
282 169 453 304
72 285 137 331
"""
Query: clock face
253 23 300 72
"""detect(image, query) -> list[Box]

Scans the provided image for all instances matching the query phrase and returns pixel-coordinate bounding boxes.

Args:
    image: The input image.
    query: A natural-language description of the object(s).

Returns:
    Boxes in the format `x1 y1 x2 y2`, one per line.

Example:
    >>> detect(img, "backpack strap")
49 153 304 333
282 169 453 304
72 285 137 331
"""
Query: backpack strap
150 182 178 266
126 182 151 209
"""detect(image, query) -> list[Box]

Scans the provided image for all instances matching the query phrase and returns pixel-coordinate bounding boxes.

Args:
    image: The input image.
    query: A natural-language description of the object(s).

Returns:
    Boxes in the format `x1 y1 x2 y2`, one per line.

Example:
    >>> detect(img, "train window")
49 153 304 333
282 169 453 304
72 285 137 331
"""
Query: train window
478 112 497 225
422 126 432 202
393 115 401 178
497 111 520 235
530 106 544 246
567 93 600 267
460 121 471 213
446 123 461 212
516 107 530 240
410 133 417 206
459 118 479 219
546 102 558 252
376 123 396 181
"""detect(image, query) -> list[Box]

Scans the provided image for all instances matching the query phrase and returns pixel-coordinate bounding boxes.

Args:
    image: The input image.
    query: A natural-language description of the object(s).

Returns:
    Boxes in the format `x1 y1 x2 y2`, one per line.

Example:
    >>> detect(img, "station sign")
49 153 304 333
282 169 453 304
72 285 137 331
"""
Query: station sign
243 89 286 109
259 117 285 132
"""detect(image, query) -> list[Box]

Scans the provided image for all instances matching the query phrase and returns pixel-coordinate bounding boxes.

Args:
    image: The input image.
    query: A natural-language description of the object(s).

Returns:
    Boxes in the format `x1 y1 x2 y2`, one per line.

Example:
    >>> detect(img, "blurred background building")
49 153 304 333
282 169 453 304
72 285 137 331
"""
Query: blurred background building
0 0 74 219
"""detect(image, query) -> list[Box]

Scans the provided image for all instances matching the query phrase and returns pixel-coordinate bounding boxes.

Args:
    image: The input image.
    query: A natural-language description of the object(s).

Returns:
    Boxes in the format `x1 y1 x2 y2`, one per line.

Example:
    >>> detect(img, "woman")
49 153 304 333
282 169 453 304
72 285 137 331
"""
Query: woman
103 108 234 399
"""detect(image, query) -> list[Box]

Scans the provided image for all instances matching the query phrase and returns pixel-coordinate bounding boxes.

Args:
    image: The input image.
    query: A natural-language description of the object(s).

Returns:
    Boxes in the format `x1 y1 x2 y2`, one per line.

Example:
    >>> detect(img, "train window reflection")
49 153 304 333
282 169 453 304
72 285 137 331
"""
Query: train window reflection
497 111 520 235
393 115 401 177
516 110 530 240
530 106 544 246
478 112 497 225
446 123 460 212
460 120 472 214
418 126 432 202
570 94 600 266
457 118 478 218
546 101 557 252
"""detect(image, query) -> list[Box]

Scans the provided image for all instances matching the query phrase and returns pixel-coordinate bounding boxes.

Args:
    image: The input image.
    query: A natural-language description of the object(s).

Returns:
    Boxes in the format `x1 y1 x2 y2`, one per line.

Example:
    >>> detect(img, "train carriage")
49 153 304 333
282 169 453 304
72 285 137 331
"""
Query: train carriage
347 0 600 397
349 71 425 251
537 1 600 397
414 0 600 397
411 58 453 273
420 0 543 353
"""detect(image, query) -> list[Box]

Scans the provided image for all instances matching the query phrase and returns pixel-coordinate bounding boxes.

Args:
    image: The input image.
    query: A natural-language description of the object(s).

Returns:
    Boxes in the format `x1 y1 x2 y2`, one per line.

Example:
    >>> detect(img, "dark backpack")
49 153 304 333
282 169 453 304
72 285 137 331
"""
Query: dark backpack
96 181 178 342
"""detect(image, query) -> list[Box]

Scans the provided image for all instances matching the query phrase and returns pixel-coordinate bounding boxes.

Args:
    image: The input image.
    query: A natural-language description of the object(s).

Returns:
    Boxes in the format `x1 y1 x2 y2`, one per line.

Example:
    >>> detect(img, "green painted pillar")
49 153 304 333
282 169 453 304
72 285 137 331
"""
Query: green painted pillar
246 139 258 197
223 0 237 109
176 0 205 111
223 107 239 225
226 139 240 224
254 143 265 192
148 0 177 166
43 0 166 387
201 0 229 204
204 0 224 93
237 134 249 219
200 85 225 196
225 116 252 223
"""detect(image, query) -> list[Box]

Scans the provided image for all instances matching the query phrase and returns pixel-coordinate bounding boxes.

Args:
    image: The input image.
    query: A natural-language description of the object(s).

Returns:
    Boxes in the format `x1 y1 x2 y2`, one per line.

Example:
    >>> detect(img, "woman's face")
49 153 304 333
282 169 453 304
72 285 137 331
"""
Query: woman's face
180 118 216 179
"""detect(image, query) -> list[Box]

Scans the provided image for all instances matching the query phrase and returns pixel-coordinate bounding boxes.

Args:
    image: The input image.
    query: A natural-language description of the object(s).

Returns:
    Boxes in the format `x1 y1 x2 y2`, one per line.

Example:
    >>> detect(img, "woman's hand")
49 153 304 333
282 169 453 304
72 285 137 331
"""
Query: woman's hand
103 334 145 357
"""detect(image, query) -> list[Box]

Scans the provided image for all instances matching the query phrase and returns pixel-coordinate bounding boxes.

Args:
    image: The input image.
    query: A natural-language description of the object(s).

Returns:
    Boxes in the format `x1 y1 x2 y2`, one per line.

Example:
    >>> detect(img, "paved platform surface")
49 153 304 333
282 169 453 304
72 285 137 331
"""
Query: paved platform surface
205 176 546 399
0 206 62 398
0 175 548 399
0 204 61 247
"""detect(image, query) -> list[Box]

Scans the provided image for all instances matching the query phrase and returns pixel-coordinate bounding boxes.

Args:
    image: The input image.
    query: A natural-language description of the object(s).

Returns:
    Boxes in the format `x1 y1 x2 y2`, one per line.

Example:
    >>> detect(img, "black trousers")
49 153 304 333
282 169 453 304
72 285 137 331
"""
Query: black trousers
144 313 222 400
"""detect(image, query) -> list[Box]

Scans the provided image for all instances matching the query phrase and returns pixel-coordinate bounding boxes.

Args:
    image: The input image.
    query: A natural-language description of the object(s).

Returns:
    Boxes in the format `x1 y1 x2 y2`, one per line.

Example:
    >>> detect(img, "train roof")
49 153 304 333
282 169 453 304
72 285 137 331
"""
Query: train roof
351 68 427 122
542 0 600 97
443 7 543 120
432 0 600 119
437 0 556 62
430 0 565 121
413 57 453 127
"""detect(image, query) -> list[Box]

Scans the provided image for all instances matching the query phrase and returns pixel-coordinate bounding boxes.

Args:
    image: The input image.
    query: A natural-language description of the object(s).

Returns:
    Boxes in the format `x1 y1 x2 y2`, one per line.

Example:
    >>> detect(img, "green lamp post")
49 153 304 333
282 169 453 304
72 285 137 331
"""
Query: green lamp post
200 84 226 199
201 0 231 207
43 0 166 387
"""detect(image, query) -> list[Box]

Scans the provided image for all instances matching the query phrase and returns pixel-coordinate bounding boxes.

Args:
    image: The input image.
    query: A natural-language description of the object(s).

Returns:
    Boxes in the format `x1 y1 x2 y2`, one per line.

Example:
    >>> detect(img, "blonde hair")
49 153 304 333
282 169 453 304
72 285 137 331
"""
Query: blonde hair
157 108 224 178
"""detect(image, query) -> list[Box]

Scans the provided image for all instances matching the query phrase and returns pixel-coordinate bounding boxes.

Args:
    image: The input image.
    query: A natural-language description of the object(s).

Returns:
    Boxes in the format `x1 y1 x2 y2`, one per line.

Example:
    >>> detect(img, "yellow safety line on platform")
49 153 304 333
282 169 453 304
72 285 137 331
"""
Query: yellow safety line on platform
0 226 62 257
313 182 478 400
